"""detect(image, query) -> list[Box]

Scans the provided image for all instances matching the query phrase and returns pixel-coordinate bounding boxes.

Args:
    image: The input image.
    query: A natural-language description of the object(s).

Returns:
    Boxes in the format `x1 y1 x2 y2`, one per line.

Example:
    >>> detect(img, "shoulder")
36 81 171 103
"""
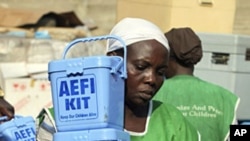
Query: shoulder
187 76 239 98
198 78 239 98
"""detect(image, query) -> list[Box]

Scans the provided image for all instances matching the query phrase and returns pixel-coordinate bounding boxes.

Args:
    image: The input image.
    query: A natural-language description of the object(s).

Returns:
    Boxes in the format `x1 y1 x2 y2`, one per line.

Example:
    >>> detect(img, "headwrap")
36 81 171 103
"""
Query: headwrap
106 17 169 53
165 27 202 66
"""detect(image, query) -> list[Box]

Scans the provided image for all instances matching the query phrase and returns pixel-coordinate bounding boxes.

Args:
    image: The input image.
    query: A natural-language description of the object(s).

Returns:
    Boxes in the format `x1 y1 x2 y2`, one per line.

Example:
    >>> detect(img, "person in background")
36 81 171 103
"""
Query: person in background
153 27 240 141
0 86 14 122
36 18 200 141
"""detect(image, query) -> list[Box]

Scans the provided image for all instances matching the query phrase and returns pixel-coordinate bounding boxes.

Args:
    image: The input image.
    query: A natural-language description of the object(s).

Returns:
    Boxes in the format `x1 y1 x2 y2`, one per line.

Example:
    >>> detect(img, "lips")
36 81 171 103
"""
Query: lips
139 90 154 100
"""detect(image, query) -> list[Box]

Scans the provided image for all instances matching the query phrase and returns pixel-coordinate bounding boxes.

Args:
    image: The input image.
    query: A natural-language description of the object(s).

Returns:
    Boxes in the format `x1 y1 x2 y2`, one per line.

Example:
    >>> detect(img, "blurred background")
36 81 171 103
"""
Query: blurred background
0 0 249 122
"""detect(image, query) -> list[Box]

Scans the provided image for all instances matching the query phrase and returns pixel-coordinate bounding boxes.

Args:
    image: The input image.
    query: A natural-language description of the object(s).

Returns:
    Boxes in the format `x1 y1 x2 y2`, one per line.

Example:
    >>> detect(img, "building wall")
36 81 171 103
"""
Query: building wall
116 0 172 32
86 0 117 35
117 0 236 34
169 0 236 34
233 0 250 35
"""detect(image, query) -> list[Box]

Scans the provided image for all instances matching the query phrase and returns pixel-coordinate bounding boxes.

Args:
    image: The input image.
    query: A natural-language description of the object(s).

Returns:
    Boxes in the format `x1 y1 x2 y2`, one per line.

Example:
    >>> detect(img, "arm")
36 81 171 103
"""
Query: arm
0 87 14 121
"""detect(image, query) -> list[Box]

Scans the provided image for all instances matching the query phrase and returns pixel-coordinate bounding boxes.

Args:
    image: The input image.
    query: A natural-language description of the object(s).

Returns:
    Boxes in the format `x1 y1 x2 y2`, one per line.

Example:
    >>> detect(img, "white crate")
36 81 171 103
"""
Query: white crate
0 62 52 118
3 77 52 118
194 32 250 120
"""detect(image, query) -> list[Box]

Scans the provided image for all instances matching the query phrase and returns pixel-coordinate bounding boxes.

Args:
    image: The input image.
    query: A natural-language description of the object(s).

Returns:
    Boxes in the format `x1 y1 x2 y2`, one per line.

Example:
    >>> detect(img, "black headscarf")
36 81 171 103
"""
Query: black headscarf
165 27 203 66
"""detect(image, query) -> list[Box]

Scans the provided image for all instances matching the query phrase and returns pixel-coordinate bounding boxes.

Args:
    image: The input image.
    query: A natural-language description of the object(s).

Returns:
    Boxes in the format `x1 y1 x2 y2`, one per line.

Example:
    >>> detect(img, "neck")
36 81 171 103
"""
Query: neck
175 64 194 76
125 102 149 118
124 102 149 132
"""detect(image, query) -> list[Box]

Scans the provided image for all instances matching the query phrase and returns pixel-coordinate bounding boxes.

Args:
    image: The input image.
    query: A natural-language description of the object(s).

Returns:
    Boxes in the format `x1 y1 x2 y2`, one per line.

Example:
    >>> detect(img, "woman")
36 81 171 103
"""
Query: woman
36 18 200 141
106 17 199 141
153 27 239 141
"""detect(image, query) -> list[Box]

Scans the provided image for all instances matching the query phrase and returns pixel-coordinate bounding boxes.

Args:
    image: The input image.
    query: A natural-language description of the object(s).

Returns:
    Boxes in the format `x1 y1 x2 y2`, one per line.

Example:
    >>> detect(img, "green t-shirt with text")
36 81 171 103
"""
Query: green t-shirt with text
154 75 239 141
128 100 200 141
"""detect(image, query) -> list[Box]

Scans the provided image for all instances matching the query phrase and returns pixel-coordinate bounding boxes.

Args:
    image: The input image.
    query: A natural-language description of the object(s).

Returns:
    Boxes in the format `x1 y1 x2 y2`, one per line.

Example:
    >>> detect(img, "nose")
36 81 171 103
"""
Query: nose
144 69 157 86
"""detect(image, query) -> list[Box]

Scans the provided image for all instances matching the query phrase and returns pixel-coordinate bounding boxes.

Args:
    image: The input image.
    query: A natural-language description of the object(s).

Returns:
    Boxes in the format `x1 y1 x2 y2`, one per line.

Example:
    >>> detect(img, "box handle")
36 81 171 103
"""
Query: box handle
0 115 27 127
61 35 127 79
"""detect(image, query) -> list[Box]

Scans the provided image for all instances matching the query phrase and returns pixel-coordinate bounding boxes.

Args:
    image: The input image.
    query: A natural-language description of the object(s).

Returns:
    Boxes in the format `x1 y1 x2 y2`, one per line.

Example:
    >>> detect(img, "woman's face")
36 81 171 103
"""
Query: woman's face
125 39 169 107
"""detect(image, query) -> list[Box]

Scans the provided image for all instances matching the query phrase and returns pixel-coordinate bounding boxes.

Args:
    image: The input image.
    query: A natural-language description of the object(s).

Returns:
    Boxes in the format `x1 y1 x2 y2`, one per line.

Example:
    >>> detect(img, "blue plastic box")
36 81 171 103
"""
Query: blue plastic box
48 35 127 132
0 116 36 141
53 128 130 141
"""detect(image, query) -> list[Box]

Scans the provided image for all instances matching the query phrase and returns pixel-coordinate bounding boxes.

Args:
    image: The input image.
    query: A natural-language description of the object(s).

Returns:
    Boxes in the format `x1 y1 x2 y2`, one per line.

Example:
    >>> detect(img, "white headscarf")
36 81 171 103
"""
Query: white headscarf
106 17 169 53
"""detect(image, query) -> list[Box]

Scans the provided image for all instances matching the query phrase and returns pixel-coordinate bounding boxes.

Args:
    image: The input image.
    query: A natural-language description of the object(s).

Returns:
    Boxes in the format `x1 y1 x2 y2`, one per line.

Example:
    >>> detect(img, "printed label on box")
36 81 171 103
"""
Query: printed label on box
11 126 36 141
56 74 98 122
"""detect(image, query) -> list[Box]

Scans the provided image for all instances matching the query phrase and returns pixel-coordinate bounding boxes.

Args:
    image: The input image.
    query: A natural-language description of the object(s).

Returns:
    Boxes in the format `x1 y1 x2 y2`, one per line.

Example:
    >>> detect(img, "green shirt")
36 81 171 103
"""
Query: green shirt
154 75 240 141
129 100 200 141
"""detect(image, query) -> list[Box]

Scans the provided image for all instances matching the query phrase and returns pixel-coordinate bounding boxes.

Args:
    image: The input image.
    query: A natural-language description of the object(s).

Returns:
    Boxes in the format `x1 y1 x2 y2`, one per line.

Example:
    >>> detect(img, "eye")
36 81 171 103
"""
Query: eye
157 68 166 76
134 61 149 71
136 64 147 71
